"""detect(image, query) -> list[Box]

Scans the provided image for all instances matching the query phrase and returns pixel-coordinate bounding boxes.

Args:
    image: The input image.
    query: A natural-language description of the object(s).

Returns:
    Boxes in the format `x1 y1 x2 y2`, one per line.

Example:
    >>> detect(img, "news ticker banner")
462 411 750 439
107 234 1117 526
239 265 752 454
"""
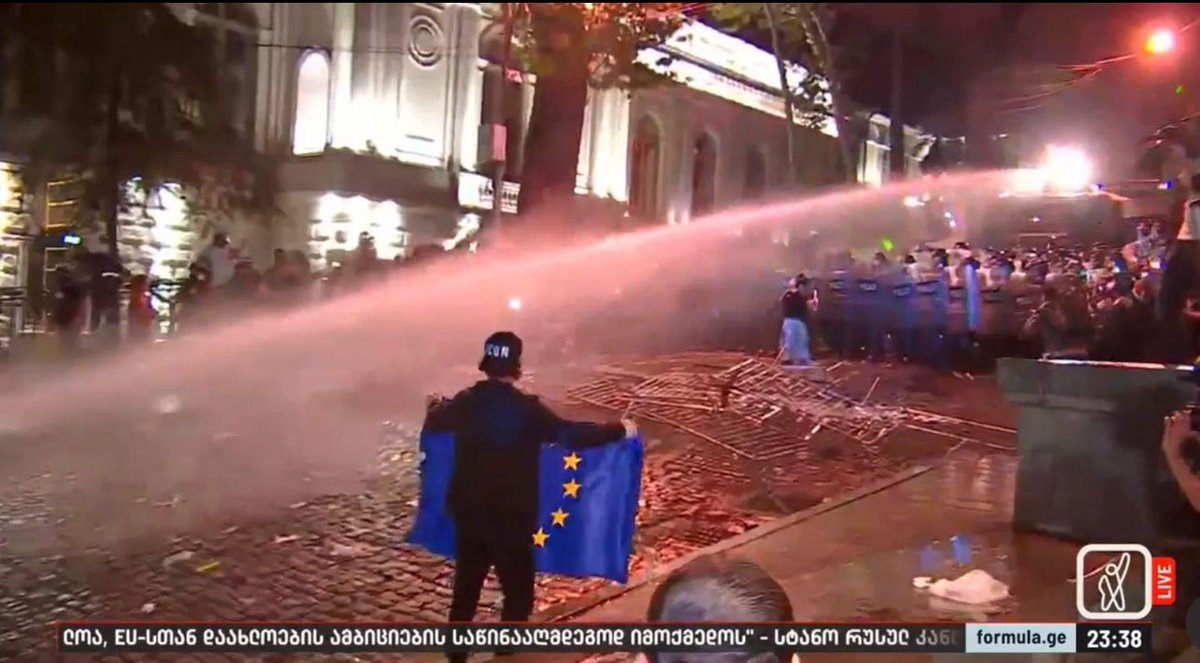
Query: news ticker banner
59 622 1153 655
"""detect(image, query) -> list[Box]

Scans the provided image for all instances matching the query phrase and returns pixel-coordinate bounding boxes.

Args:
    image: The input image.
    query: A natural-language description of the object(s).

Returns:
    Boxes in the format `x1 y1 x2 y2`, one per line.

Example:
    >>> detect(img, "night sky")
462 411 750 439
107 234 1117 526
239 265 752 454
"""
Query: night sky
726 3 1200 180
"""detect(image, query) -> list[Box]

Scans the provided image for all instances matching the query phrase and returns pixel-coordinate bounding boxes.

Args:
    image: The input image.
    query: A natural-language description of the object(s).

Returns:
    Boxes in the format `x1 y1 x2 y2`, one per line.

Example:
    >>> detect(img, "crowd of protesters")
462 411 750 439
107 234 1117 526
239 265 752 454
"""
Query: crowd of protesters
779 219 1173 372
25 211 1192 373
39 230 451 354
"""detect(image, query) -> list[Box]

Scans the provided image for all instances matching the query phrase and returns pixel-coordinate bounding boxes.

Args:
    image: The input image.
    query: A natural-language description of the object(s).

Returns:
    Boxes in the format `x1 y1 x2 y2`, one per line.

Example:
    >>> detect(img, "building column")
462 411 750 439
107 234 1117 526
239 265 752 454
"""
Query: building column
329 2 356 149
518 74 535 173
577 89 594 195
448 4 482 172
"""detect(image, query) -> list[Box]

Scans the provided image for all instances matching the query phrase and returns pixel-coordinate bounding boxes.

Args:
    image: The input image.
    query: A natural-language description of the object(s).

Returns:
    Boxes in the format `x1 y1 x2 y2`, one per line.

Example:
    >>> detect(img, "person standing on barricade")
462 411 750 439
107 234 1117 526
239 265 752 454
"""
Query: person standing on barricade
780 275 813 366
423 331 636 663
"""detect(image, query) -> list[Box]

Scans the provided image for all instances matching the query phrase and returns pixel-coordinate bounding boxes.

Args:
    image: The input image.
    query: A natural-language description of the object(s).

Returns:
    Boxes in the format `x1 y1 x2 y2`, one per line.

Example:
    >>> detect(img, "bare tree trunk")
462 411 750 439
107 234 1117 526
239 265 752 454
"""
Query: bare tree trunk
798 5 858 184
514 6 589 228
101 63 121 258
764 3 798 187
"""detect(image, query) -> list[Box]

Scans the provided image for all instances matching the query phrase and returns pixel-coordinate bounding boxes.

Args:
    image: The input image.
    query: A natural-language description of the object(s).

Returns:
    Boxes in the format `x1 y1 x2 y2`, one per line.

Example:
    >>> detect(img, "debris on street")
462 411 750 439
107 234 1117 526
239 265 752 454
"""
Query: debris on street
161 550 194 569
570 353 1015 460
925 569 1010 605
0 354 1018 659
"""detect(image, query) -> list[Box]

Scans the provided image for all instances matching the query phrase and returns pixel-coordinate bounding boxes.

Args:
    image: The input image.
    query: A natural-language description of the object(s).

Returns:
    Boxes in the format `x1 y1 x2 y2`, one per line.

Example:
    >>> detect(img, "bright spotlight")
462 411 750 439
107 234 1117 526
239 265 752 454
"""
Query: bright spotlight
508 297 522 311
1146 29 1176 56
903 195 924 208
1040 145 1092 192
1010 168 1046 195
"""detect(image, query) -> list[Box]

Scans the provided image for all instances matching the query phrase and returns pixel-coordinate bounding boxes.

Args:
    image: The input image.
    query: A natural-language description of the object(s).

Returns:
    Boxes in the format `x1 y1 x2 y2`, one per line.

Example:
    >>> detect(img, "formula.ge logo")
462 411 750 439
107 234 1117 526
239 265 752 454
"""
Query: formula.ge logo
1076 544 1176 620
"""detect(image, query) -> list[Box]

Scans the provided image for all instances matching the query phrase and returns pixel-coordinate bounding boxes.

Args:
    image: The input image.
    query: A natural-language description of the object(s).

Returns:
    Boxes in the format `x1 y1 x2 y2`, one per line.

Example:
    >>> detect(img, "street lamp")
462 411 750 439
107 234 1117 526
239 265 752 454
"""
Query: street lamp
1145 28 1177 56
1142 27 1189 116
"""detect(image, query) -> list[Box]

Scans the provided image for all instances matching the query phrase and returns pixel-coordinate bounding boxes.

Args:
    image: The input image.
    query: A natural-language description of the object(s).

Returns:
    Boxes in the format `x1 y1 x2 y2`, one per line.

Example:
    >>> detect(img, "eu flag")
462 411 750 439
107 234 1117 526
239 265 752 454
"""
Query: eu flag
406 432 644 584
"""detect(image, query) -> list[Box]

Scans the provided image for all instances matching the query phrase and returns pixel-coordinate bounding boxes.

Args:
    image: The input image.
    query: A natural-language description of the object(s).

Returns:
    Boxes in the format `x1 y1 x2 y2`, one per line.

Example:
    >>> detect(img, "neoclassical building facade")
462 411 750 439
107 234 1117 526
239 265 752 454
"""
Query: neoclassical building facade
1 2 932 298
248 3 931 270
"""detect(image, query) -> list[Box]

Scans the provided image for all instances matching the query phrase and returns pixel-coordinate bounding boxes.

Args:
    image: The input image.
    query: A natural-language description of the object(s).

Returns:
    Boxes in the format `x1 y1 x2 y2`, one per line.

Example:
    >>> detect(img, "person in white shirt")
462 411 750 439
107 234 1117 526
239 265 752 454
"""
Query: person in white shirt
197 232 236 287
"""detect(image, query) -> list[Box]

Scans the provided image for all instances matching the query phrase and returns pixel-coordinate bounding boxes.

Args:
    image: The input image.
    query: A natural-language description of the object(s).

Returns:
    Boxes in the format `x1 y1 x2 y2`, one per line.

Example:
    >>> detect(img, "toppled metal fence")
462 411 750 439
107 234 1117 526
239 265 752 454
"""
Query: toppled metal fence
568 354 1015 462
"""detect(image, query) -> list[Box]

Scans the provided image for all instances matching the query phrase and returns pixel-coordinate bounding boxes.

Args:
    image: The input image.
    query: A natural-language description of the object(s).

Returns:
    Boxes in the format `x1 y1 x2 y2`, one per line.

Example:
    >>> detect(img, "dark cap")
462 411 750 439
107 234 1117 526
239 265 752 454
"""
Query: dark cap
479 331 523 377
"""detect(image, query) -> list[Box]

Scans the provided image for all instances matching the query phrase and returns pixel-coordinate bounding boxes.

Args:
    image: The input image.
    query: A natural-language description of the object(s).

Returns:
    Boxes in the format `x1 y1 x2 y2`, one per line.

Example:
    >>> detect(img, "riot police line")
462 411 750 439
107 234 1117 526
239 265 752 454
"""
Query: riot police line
811 266 1041 371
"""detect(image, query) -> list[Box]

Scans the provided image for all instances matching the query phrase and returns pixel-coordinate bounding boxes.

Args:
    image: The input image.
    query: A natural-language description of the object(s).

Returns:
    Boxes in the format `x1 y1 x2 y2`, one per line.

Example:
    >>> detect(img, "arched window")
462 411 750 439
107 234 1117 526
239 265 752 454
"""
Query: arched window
691 133 717 217
744 147 766 200
629 117 661 220
293 51 331 155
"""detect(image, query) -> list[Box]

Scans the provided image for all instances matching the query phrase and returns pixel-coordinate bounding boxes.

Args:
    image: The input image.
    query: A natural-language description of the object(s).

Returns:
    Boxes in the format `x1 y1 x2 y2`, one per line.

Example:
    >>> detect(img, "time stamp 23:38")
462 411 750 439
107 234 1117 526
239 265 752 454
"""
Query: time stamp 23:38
1078 624 1150 653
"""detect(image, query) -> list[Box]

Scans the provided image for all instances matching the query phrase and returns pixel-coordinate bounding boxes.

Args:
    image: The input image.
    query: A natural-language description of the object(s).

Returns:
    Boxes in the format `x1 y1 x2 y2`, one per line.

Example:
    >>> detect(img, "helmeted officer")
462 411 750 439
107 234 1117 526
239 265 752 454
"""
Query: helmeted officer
424 331 635 661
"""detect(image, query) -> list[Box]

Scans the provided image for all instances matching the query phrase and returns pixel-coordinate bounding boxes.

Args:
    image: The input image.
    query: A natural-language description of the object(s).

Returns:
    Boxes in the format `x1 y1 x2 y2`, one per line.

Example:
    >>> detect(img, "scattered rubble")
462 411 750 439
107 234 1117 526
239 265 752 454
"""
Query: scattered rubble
926 569 1010 605
0 353 1017 659
161 551 194 569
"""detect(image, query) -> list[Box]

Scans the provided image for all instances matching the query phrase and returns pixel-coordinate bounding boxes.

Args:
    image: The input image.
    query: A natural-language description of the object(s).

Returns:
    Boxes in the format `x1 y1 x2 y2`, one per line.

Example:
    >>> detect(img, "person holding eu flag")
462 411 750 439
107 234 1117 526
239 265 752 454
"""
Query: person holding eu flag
424 331 636 656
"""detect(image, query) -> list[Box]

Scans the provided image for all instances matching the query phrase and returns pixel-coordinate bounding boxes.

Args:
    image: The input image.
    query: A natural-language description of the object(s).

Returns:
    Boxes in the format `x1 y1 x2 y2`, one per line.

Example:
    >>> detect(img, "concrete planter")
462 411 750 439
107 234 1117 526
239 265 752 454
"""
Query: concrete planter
997 358 1200 545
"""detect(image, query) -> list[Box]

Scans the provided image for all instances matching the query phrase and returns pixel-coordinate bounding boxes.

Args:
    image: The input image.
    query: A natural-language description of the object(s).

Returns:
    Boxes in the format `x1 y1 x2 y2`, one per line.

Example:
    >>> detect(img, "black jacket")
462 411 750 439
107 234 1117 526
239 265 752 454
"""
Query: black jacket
781 289 809 321
423 379 625 530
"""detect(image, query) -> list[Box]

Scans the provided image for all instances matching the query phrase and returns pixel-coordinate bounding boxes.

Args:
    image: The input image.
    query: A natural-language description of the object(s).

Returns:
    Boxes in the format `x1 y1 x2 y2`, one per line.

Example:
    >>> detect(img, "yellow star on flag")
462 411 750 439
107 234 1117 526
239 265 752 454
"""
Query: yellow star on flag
563 479 581 498
563 452 582 471
532 528 549 547
551 508 569 527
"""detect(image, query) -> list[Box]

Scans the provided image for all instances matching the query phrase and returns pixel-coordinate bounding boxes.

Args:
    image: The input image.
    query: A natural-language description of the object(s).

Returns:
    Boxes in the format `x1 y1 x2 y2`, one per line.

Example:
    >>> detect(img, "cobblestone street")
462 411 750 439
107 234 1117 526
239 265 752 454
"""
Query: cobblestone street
0 354 1018 662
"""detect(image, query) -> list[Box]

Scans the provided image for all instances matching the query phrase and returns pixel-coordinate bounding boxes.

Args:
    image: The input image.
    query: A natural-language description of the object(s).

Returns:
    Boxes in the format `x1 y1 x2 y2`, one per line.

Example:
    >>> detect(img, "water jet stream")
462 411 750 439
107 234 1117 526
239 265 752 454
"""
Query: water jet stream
0 170 1015 555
